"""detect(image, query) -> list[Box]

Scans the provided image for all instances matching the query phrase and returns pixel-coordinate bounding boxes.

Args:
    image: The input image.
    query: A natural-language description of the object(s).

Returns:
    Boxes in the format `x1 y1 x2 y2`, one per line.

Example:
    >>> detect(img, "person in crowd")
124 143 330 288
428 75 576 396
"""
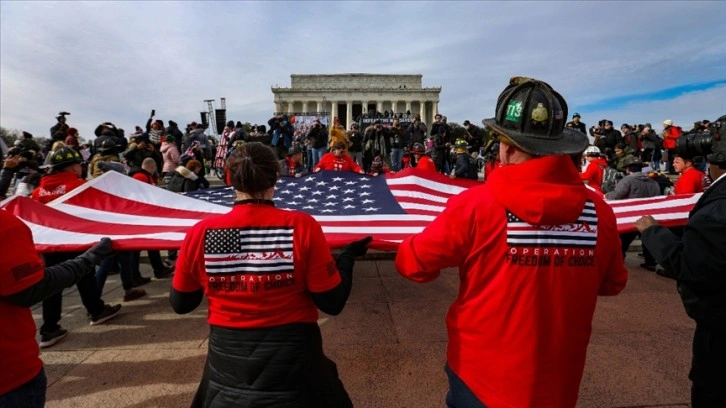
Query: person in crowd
127 158 174 283
166 120 185 150
592 120 623 151
0 210 112 408
280 146 307 178
362 120 390 172
482 141 501 181
430 119 449 173
463 120 483 156
123 134 160 171
412 142 436 172
328 116 350 152
405 113 427 147
640 123 662 166
662 119 683 174
621 124 640 157
613 143 635 173
145 110 166 148
161 134 181 184
0 138 40 199
605 156 661 270
269 114 295 154
672 154 705 195
580 146 607 193
389 118 407 171
305 119 329 168
347 123 363 166
449 139 477 180
314 142 364 174
395 76 627 408
31 147 122 347
49 112 70 144
89 138 121 179
13 172 42 197
368 155 392 177
166 159 201 193
170 142 371 407
635 116 726 407
567 113 587 134
19 131 42 155
64 128 80 151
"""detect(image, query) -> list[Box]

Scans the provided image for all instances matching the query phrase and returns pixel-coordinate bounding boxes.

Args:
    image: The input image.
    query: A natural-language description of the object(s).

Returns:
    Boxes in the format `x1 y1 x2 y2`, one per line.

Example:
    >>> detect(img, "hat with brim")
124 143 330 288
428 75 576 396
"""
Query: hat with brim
481 76 589 156
483 118 588 155
622 156 644 170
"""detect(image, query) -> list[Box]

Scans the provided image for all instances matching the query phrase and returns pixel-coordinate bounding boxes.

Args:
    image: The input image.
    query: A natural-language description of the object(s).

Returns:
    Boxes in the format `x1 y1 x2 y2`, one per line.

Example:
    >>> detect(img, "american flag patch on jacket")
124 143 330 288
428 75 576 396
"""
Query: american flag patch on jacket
204 227 294 274
506 201 597 248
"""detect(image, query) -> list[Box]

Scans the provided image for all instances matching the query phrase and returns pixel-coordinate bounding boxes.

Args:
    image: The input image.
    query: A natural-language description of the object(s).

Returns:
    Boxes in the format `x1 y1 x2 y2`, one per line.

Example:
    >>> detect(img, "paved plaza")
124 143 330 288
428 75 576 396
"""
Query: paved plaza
35 253 693 408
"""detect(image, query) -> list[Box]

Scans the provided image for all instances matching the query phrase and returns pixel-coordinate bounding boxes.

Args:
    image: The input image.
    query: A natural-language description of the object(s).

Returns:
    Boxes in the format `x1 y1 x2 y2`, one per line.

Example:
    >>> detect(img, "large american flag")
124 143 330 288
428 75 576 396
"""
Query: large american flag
0 169 701 253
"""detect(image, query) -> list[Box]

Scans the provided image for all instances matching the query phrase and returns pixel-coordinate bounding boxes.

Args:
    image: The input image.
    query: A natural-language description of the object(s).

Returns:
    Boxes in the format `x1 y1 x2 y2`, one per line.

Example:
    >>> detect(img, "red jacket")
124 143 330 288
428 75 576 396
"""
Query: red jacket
580 157 608 192
395 155 627 408
674 167 705 195
662 126 682 149
31 171 86 204
314 152 362 173
415 155 437 172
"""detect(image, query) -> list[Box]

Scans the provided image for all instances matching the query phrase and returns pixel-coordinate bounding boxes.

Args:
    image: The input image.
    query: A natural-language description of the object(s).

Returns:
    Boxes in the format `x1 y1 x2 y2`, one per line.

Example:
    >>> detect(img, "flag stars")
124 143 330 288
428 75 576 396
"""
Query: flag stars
363 207 379 212
332 177 343 182
360 192 371 197
343 197 354 202
312 191 323 196
343 189 355 194
316 181 328 186
360 185 371 189
324 202 336 207
361 199 375 204
328 185 340 191
326 194 338 199
345 181 357 185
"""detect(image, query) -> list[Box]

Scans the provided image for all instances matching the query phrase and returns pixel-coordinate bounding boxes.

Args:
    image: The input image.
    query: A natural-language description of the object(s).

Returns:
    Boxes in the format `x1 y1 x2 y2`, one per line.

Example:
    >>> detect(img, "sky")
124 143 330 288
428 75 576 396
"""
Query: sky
1 1 725 141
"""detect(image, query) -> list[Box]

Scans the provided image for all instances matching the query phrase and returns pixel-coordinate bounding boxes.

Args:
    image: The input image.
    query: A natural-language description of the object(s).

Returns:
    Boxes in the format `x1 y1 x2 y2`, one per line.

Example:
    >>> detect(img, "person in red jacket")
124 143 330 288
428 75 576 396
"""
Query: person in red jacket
0 210 113 407
31 147 122 348
580 145 608 192
313 141 364 174
662 119 683 174
672 155 705 194
411 142 437 172
395 77 627 408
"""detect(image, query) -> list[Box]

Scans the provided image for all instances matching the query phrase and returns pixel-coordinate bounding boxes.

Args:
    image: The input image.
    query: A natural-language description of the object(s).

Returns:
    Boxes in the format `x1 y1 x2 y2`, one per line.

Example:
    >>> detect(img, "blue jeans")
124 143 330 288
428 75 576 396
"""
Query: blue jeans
0 368 46 408
391 148 402 171
311 147 327 169
445 363 486 408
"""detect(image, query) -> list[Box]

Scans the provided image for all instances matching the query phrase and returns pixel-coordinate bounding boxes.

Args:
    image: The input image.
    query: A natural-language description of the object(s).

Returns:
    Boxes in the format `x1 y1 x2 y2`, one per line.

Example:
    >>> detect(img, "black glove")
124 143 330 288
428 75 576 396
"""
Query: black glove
341 236 373 258
79 238 114 265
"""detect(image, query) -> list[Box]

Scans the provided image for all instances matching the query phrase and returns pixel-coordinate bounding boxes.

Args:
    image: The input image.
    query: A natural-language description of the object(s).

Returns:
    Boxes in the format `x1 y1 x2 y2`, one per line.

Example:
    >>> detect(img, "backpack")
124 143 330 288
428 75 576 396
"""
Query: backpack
600 165 622 193
467 155 479 180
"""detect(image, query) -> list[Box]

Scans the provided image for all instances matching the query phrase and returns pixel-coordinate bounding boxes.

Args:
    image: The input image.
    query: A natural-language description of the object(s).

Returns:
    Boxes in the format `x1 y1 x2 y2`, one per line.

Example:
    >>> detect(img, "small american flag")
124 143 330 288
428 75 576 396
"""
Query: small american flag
204 227 294 275
506 201 598 248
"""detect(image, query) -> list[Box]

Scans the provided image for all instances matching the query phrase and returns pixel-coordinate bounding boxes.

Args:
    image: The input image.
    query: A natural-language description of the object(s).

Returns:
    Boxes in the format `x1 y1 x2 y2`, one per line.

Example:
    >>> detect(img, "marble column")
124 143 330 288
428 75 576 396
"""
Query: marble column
377 101 383 114
331 101 338 122
434 101 439 117
287 101 295 115
316 100 322 113
302 101 309 114
420 101 426 122
390 100 397 115
405 101 412 115
346 101 353 129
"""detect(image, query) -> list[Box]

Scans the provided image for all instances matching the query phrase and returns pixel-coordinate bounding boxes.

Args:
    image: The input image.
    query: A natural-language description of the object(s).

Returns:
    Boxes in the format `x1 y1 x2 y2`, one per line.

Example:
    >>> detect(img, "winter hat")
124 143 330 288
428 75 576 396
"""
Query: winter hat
572 112 581 118
97 161 126 174
663 119 673 127
67 127 78 136
165 135 175 143
22 131 33 139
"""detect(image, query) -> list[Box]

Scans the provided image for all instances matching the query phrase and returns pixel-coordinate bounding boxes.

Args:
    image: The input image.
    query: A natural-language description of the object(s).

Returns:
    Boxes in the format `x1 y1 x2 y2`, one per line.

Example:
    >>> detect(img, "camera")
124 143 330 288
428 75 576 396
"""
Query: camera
676 115 726 163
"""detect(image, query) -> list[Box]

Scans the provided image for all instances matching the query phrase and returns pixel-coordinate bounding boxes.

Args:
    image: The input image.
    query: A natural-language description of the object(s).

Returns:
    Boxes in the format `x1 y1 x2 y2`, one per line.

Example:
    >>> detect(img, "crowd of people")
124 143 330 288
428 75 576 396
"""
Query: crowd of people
1 84 724 407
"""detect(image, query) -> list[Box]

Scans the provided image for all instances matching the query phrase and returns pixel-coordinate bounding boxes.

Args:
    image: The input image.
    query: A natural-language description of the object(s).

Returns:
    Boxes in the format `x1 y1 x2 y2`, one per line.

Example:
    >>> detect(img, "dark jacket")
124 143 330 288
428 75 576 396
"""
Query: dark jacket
347 130 363 153
166 166 199 193
306 126 328 149
196 323 352 408
363 127 391 157
453 152 475 179
567 120 587 134
280 158 308 177
640 130 662 151
389 125 407 149
594 128 623 150
405 121 427 146
641 175 726 329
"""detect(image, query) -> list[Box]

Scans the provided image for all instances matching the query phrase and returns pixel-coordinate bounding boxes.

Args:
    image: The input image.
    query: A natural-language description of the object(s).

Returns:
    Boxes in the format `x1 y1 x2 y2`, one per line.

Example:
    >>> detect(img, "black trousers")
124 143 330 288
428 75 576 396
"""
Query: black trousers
620 232 656 265
690 324 726 407
0 168 17 197
41 252 104 333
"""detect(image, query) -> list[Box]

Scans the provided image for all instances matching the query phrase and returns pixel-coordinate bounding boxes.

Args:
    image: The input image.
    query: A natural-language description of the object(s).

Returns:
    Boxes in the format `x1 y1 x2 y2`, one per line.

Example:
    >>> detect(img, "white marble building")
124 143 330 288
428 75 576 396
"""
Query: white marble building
271 74 441 129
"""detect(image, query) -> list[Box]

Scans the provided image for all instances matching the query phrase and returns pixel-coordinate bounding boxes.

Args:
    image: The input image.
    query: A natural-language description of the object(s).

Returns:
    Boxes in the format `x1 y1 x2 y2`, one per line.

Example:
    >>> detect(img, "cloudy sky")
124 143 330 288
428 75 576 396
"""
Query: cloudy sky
1 1 725 140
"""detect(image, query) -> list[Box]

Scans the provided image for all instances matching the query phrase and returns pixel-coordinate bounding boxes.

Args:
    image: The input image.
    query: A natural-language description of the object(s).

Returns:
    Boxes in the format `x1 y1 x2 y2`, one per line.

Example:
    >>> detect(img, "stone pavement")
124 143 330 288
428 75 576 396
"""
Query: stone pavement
34 253 693 408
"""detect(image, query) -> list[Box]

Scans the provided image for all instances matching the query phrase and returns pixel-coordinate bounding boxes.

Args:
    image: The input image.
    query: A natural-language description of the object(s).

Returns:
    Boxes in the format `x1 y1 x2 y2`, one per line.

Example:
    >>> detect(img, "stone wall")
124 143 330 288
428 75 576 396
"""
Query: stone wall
290 74 423 90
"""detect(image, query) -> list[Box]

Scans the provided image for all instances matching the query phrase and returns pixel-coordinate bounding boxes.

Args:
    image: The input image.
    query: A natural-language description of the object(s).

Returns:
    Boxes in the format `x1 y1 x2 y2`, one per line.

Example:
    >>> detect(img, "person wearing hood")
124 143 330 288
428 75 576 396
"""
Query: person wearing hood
395 77 627 408
635 115 726 407
279 146 307 178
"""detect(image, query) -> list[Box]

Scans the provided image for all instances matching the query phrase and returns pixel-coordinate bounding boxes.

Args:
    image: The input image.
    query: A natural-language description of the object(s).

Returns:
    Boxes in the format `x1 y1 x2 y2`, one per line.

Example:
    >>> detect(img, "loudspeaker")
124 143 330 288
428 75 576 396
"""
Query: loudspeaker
215 109 227 135
200 112 209 129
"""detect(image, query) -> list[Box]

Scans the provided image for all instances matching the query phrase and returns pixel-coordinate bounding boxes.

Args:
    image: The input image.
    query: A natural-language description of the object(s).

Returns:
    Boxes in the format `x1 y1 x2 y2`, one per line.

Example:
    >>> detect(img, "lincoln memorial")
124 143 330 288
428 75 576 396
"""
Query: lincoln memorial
271 73 442 129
